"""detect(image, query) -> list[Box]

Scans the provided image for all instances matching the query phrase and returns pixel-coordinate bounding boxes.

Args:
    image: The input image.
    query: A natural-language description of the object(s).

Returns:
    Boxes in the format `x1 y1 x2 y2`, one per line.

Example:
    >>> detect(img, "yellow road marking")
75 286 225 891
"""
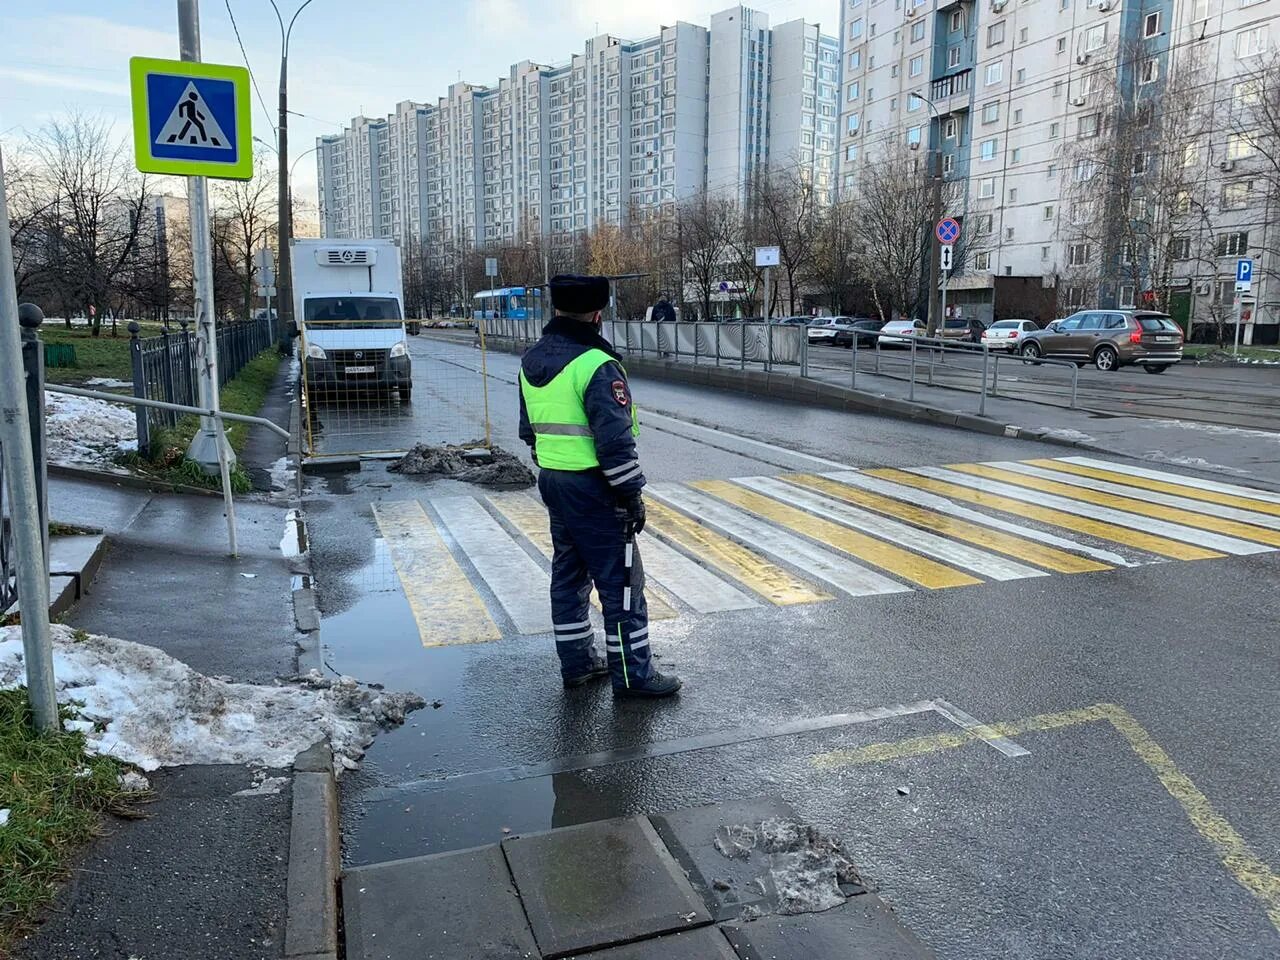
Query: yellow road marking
1027 459 1280 518
645 500 831 605
949 463 1280 548
785 474 1110 575
812 702 1280 932
691 480 980 590
866 468 1222 562
372 500 501 647
485 492 679 620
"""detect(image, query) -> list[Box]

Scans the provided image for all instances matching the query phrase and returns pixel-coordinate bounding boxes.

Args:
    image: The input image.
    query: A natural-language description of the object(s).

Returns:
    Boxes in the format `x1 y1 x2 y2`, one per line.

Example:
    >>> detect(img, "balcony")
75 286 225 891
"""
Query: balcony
930 69 972 113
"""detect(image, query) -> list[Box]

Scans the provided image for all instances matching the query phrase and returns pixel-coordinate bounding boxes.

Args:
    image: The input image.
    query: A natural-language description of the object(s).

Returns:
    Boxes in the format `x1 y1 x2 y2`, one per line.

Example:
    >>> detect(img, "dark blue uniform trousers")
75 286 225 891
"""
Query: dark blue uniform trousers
537 468 654 690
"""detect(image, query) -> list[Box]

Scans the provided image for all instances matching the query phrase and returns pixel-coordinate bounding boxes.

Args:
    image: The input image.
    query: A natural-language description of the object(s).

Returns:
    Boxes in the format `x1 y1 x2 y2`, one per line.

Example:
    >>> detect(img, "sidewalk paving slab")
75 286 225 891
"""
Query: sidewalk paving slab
342 844 539 960
502 816 711 959
721 894 937 960
564 926 738 959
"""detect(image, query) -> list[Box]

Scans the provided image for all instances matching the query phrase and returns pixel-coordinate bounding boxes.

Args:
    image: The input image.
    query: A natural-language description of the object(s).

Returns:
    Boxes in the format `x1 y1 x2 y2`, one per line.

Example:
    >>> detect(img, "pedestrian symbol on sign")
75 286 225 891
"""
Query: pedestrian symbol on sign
155 83 231 149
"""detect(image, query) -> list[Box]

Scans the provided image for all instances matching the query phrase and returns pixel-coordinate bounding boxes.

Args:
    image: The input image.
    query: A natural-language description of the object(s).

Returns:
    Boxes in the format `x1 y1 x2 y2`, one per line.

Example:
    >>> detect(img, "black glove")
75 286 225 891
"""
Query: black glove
617 492 646 536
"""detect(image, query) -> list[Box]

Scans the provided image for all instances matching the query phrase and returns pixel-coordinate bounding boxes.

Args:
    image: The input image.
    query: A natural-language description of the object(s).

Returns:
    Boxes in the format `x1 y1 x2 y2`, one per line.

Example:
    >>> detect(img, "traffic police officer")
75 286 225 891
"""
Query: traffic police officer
518 275 682 698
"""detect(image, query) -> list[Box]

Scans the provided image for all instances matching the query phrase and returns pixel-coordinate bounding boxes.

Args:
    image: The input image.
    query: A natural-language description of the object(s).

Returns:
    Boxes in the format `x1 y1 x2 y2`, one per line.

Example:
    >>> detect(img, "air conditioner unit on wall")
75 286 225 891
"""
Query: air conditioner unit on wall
1077 53 1091 65
1097 0 1113 11
1219 160 1235 172
992 0 1008 11
1194 281 1212 296
1071 96 1087 107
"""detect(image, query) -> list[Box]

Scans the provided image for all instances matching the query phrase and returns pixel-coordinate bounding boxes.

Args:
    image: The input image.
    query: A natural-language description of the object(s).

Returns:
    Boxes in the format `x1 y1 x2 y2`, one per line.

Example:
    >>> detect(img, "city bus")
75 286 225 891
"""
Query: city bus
472 287 545 323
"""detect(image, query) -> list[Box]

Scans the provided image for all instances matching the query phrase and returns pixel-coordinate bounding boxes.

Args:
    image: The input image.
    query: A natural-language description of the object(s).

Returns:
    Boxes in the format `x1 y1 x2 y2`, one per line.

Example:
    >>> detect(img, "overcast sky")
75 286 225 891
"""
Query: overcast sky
0 0 839 204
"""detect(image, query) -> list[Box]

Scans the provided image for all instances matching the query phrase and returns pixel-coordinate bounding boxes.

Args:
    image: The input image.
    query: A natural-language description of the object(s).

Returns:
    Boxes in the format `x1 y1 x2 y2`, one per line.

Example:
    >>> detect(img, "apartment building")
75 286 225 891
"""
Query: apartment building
837 0 1278 341
317 6 838 267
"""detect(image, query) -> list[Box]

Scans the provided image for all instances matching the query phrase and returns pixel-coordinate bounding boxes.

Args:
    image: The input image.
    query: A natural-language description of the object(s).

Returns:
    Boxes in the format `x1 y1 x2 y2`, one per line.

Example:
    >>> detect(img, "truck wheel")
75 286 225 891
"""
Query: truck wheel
398 385 412 402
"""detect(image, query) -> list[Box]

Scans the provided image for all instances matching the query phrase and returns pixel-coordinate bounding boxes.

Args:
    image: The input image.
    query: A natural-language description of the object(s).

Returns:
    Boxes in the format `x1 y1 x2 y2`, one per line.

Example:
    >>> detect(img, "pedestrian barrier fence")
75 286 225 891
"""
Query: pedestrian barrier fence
0 444 16 613
482 317 806 369
130 316 274 455
300 322 493 459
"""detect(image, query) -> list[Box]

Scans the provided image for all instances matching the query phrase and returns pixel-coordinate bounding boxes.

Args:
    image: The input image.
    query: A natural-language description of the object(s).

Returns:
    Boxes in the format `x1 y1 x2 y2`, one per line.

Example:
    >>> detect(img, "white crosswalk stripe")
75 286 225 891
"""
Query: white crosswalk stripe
1063 457 1280 505
907 466 1271 556
636 534 761 613
648 482 913 598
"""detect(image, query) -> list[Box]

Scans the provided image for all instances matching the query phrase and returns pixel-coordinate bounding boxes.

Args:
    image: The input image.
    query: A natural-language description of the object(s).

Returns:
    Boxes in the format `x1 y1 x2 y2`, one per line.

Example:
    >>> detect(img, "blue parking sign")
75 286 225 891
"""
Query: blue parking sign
1236 259 1254 284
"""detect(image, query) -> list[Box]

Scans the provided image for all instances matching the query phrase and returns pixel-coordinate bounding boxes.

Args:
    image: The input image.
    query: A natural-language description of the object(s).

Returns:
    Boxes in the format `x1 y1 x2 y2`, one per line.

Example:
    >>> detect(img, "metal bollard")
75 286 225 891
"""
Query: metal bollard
991 352 1000 396
715 322 721 367
927 338 936 386
909 334 917 402
18 304 48 573
851 332 858 390
875 335 882 375
1070 365 1079 409
740 322 746 371
800 335 809 379
128 322 151 458
766 322 774 373
978 344 990 417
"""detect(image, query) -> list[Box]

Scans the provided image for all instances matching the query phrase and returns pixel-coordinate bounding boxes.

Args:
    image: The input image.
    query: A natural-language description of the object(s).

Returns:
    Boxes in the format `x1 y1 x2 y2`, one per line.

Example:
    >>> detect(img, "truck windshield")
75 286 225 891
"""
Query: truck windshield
304 297 402 327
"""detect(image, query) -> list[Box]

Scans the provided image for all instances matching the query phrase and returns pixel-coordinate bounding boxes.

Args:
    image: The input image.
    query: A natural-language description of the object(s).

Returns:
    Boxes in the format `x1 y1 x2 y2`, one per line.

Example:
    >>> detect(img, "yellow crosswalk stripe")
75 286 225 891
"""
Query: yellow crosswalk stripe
372 500 501 647
645 500 831 605
784 474 1110 575
865 468 1222 562
950 463 1280 549
691 480 980 590
485 492 679 620
1027 459 1280 518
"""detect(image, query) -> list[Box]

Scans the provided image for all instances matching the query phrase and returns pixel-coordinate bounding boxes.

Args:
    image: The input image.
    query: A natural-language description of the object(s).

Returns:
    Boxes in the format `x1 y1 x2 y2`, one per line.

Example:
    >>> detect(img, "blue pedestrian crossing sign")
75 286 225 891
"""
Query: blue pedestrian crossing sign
129 57 253 180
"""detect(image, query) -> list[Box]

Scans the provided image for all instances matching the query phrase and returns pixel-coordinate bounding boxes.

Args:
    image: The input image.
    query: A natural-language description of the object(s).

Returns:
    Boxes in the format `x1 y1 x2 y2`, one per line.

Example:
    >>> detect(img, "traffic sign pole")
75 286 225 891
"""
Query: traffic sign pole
177 0 238 555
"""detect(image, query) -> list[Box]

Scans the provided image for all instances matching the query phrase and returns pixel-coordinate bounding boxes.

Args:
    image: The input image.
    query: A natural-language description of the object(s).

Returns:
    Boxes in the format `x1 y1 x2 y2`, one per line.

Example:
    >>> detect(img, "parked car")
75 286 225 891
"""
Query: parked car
809 317 883 347
981 319 1040 351
878 319 926 347
1018 309 1183 373
937 317 977 342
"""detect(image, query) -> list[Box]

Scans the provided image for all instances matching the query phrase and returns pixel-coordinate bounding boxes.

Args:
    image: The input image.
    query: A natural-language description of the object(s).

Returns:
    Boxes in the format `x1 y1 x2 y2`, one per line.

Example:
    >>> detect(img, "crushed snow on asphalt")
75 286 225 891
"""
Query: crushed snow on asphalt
43 391 137 467
0 625 424 773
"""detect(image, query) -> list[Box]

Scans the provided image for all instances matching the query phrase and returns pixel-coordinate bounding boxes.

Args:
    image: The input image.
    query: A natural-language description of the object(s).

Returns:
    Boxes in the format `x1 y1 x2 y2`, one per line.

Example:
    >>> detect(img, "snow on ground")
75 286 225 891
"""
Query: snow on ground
0 625 425 773
43 391 138 468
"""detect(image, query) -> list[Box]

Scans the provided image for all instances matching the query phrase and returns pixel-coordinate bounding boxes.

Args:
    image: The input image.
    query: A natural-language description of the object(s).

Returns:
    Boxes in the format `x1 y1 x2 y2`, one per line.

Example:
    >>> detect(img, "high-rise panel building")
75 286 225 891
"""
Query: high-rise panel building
317 6 838 258
837 0 1278 340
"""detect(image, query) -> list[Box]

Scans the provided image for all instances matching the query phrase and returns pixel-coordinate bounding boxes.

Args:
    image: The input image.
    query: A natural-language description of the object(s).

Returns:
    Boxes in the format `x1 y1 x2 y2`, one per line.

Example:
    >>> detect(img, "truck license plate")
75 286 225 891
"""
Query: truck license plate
345 365 375 374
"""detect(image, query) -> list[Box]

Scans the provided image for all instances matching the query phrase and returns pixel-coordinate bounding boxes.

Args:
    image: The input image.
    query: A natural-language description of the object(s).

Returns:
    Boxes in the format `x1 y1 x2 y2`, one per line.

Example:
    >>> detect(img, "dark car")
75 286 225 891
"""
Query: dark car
1018 309 1183 373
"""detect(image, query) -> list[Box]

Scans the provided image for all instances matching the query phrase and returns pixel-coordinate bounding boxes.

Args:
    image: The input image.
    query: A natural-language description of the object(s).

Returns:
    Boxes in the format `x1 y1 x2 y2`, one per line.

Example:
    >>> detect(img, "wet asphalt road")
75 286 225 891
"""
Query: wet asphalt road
307 336 1280 959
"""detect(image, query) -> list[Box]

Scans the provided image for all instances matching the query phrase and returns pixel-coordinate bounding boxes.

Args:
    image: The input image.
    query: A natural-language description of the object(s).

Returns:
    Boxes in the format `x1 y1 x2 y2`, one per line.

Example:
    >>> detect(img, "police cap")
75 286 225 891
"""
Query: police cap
549 274 610 315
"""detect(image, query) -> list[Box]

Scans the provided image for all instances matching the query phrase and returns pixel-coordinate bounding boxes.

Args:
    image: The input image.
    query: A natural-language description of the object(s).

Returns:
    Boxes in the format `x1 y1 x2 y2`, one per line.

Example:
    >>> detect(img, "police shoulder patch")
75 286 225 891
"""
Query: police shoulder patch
611 380 629 406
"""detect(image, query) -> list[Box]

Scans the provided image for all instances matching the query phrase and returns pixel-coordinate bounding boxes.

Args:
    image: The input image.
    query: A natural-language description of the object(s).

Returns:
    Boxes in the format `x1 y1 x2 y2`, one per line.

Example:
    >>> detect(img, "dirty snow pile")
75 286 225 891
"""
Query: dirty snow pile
713 817 863 917
43 391 138 467
389 442 534 488
0 625 424 773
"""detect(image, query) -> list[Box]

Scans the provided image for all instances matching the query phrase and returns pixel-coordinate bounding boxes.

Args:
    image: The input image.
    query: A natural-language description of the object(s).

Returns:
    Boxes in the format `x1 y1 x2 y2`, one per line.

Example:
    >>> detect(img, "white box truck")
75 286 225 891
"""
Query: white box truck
292 238 413 402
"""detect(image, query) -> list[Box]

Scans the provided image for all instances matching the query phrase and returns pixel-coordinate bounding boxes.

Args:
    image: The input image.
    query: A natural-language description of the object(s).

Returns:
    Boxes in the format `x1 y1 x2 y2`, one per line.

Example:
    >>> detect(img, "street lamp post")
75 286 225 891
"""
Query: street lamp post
910 92 944 336
267 0 317 342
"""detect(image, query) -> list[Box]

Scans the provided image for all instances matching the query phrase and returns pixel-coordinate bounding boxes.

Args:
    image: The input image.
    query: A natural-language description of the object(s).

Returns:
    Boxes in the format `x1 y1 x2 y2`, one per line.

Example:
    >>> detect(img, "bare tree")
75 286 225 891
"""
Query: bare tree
749 168 820 316
29 113 150 335
212 153 277 321
680 192 735 322
810 197 859 315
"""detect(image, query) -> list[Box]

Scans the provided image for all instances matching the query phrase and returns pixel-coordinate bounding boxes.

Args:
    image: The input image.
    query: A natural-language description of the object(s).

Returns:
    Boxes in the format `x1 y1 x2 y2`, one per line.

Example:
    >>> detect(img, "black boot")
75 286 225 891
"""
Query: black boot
613 671 682 699
563 654 610 689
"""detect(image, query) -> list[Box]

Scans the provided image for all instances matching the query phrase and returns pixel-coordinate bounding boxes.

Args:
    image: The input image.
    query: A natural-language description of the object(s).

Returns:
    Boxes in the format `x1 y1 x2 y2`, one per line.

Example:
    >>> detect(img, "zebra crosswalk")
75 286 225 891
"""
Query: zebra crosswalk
372 456 1280 646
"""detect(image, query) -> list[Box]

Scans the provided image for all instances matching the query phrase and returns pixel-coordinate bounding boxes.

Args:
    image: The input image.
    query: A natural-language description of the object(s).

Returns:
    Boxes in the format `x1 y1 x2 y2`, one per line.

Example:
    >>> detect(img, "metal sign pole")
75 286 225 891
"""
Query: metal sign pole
1233 295 1243 357
0 149 57 732
177 0 238 554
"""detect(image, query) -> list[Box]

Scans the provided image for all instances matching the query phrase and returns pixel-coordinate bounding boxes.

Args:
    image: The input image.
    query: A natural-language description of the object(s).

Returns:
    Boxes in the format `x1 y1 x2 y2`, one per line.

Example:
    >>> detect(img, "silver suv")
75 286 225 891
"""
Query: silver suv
1018 309 1184 373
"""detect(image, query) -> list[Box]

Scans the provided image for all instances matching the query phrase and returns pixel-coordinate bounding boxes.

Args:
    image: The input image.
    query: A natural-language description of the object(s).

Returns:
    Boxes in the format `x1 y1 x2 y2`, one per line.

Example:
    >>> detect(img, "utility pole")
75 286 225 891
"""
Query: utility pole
928 146 943 336
0 147 57 732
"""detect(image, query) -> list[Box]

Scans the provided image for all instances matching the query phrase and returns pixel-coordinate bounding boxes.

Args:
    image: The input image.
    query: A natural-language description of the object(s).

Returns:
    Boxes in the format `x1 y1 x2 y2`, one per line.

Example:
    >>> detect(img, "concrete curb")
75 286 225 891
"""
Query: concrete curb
48 462 221 498
284 742 340 960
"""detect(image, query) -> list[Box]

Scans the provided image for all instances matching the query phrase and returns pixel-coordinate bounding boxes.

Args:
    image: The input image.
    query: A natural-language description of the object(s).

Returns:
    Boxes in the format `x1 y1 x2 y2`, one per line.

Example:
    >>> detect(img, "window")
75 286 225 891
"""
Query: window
1042 246 1051 261
907 93 922 112
1005 227 1015 240
982 101 1000 124
1217 232 1250 256
1140 58 1159 84
849 50 862 69
1050 122 1060 139
1120 242 1136 265
1175 190 1192 214
949 46 962 68
1048 162 1058 178
1044 204 1055 220
1214 279 1236 305
1183 144 1199 167
1144 12 1161 38
974 252 992 270
950 10 963 32
976 214 994 234
1078 113 1101 138
1233 79 1260 108
1069 243 1091 266
1119 285 1136 309
1009 188 1018 202
986 61 1003 86
891 97 898 111
943 117 957 139
1011 147 1023 164
1170 236 1191 260
979 177 996 198
1013 109 1023 124
909 55 923 77
1054 79 1065 98
1132 152 1148 174
1222 180 1253 209
910 20 925 43
1085 24 1107 52
981 138 998 161
1227 133 1255 160
1020 28 1028 44
942 153 955 174
1057 37 1067 54
1236 27 1267 59
892 64 899 77
847 81 860 101
1016 68 1026 86
988 22 1006 46
850 18 864 40
847 113 861 134
870 23 877 37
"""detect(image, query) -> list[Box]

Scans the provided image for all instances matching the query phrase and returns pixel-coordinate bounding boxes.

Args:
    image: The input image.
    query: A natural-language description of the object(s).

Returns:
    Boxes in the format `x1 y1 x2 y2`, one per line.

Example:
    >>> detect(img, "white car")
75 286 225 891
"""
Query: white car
878 319 925 347
981 319 1040 351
